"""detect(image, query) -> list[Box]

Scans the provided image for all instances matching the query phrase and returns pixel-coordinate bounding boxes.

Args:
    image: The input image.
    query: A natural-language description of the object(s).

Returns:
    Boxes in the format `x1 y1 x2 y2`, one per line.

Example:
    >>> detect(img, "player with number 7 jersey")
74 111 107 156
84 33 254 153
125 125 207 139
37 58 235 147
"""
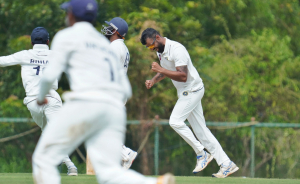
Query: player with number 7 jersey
0 27 78 176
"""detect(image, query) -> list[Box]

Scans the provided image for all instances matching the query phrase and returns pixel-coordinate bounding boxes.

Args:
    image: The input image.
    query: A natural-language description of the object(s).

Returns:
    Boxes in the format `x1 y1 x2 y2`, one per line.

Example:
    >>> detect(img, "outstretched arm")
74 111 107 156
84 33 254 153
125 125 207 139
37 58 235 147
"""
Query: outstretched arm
0 51 25 67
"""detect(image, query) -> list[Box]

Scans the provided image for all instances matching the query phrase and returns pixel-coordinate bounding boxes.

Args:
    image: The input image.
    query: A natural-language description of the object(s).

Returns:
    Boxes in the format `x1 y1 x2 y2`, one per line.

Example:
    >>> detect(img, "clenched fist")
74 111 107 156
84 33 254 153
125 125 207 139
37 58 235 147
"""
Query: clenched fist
151 62 163 73
145 80 154 89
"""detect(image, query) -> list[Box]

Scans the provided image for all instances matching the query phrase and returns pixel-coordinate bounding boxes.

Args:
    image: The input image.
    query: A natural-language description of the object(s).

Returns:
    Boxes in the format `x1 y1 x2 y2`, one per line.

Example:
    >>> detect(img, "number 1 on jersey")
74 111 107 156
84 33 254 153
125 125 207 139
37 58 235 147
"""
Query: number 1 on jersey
33 66 40 75
105 58 114 81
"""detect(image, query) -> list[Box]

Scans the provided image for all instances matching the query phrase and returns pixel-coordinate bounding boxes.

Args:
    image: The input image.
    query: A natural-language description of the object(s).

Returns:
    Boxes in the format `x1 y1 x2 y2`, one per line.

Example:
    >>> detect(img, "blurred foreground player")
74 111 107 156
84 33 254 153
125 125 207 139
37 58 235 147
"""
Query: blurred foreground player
102 17 137 170
141 28 239 178
32 0 175 184
0 27 77 176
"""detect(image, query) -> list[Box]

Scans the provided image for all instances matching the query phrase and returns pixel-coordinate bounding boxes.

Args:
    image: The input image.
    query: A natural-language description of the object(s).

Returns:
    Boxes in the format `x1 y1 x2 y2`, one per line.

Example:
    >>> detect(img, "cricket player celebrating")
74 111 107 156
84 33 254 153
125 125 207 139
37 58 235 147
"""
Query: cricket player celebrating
0 27 77 176
32 0 175 184
101 17 137 170
140 28 239 178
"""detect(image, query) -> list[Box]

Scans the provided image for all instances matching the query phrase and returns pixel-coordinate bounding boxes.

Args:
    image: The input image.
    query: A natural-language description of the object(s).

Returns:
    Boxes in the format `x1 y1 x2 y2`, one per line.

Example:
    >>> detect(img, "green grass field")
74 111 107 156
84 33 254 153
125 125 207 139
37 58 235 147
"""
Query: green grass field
0 173 299 184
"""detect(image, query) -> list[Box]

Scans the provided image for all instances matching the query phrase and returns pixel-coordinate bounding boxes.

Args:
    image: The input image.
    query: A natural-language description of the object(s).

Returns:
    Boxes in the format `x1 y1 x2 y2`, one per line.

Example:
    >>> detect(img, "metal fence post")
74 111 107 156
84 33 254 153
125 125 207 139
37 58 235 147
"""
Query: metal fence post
154 115 160 175
250 124 255 178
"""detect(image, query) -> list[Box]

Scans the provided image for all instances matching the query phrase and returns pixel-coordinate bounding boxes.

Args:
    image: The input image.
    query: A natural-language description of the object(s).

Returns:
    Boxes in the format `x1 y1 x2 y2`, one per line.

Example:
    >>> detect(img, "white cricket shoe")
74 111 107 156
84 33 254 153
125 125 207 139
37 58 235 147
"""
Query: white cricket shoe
212 161 239 178
67 166 78 176
122 151 138 170
193 151 213 174
156 173 175 184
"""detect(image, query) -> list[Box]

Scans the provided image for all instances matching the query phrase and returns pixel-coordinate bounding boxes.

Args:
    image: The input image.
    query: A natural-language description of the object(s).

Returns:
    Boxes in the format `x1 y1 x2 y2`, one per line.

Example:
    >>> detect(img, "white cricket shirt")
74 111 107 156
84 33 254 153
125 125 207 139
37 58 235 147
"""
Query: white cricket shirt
38 22 131 106
157 38 203 94
110 39 130 74
0 44 60 104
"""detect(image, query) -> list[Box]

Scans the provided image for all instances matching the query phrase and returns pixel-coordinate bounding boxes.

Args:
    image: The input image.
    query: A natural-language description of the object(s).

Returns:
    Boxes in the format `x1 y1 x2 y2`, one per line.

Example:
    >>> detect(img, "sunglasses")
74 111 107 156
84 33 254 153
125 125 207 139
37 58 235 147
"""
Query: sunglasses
146 35 156 50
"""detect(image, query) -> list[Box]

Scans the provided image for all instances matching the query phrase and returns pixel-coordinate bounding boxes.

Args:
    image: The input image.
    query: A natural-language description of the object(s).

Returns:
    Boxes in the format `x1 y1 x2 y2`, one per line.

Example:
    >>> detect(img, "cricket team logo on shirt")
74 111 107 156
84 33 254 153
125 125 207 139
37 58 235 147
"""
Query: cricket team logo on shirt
183 91 188 96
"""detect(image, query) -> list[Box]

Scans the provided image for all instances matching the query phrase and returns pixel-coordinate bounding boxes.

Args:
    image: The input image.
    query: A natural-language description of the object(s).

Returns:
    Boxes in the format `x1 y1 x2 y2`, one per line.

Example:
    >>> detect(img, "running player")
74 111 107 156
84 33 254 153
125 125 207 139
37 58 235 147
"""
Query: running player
32 1 175 184
101 17 137 170
140 28 239 178
0 27 77 176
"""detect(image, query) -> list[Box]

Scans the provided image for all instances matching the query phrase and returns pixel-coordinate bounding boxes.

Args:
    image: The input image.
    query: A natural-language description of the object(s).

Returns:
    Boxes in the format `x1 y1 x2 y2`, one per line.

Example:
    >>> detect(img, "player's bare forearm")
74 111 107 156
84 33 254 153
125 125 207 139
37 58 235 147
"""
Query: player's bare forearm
145 73 165 89
151 62 187 82
159 66 187 82
151 73 166 84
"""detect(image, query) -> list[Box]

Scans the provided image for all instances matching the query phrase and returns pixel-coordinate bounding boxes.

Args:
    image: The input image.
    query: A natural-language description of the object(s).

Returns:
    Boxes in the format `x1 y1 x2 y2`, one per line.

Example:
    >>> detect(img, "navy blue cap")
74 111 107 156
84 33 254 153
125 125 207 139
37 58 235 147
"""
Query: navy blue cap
60 0 98 22
31 27 49 44
105 17 128 37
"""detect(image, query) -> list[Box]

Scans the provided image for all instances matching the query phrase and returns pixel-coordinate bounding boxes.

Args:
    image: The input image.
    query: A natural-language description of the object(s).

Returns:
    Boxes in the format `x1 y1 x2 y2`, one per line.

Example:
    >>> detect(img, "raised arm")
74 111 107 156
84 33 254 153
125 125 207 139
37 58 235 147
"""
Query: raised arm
151 62 187 82
151 45 191 82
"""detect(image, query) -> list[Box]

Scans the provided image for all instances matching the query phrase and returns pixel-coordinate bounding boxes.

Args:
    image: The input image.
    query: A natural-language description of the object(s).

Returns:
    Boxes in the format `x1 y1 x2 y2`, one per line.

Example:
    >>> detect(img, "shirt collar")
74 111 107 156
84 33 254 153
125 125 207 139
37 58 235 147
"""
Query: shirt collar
73 21 94 29
161 37 170 55
33 44 49 50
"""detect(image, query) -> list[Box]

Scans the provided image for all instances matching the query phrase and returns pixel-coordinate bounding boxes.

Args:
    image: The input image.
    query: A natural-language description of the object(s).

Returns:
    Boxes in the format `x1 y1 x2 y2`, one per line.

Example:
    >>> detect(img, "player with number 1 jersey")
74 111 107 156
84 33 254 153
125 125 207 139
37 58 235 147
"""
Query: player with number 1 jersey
0 27 77 176
0 28 60 107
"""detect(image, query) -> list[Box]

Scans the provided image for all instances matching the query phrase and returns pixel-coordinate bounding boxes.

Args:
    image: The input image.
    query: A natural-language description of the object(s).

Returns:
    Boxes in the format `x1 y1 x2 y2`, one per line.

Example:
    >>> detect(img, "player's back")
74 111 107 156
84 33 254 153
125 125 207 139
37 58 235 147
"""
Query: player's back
48 22 131 105
0 45 58 99
21 46 58 97
110 39 130 74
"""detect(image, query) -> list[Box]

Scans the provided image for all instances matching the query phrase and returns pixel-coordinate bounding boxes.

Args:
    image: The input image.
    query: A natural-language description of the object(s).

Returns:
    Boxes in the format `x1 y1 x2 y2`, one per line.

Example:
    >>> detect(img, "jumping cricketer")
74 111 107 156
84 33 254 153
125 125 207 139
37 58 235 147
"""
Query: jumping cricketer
140 28 239 178
0 27 77 176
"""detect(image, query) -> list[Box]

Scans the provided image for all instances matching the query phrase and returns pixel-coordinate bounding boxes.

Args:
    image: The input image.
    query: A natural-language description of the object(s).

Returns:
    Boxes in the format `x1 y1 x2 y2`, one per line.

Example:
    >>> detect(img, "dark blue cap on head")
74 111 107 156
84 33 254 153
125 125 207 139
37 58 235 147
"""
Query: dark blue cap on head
60 0 98 22
31 27 49 44
105 17 128 37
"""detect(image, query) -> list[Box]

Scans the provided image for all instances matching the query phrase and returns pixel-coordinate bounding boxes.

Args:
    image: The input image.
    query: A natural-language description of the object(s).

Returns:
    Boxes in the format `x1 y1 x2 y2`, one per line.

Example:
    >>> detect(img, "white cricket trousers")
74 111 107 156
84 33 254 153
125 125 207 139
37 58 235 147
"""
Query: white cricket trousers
32 101 157 184
169 87 229 165
26 97 62 131
121 100 135 161
27 97 72 164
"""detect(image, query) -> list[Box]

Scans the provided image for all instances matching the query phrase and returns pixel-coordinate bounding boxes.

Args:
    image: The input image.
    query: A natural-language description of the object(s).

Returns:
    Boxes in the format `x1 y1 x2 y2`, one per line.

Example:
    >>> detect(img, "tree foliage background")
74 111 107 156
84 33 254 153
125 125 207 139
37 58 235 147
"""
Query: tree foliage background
0 0 300 178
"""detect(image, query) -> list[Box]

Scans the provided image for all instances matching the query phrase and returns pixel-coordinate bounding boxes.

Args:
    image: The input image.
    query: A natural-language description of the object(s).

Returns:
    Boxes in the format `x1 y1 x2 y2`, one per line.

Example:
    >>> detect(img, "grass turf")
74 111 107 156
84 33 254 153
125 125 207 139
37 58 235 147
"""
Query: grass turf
0 173 299 184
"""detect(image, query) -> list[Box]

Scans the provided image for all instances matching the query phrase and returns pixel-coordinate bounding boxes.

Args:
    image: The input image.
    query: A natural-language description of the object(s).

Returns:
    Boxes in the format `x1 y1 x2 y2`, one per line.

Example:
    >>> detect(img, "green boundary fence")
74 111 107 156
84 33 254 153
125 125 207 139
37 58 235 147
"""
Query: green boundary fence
1 118 300 177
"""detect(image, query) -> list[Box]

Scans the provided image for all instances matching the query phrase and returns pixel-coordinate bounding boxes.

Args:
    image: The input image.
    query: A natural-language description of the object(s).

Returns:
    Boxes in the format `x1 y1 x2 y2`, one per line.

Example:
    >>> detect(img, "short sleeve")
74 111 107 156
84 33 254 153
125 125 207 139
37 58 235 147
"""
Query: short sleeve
173 46 189 67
